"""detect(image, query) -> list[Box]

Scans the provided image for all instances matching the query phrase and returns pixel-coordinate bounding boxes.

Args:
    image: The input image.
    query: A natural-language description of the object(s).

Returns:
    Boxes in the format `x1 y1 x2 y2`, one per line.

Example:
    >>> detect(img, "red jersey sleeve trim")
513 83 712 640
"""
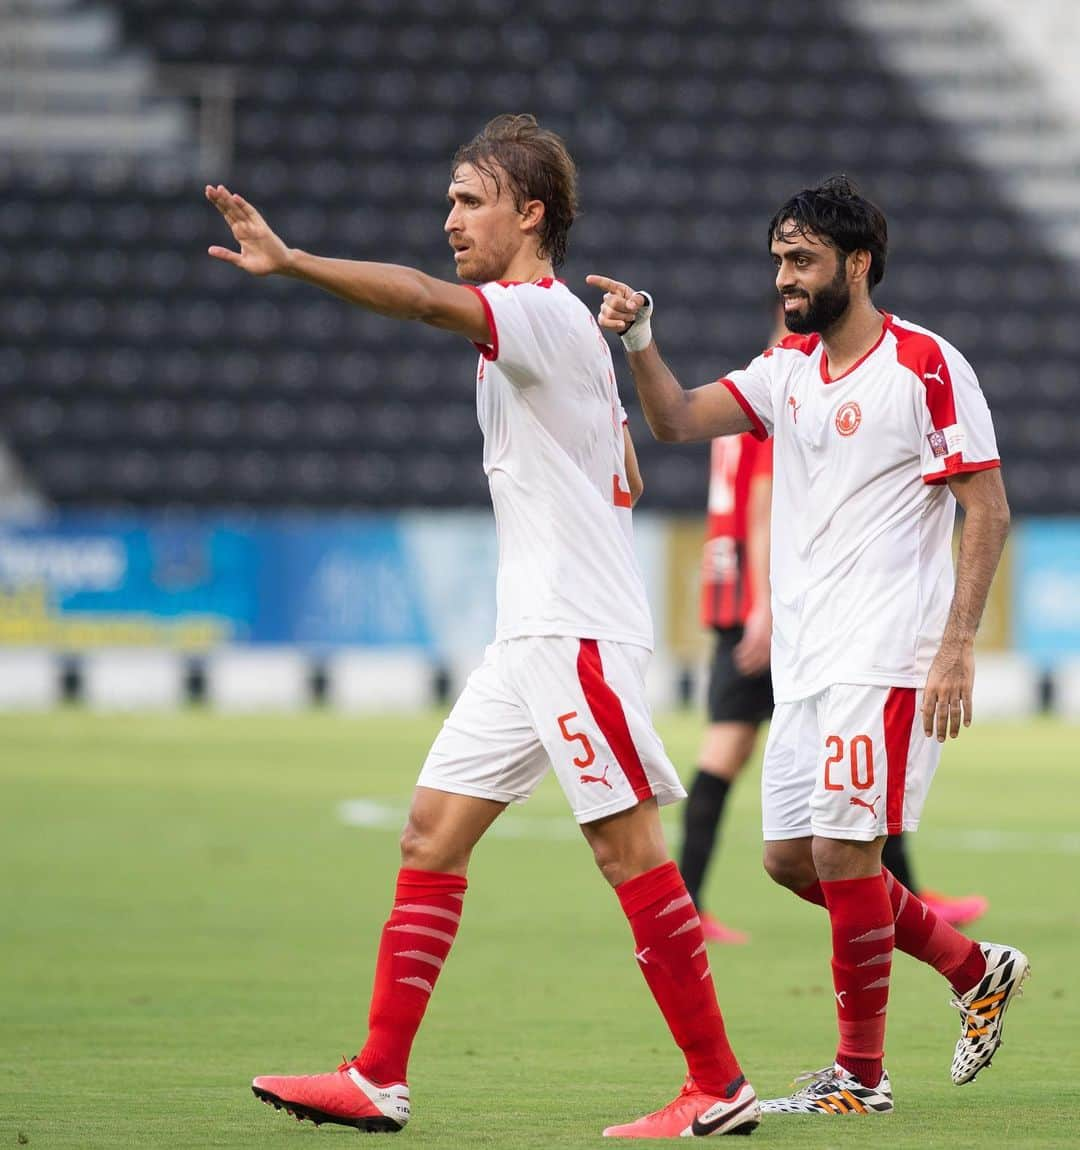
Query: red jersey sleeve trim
720 378 768 441
923 458 1000 485
464 284 498 361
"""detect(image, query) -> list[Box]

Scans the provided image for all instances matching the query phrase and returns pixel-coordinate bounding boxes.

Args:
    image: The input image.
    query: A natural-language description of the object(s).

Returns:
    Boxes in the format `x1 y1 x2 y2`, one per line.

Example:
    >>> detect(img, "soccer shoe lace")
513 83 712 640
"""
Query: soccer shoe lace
251 1055 410 1132
759 1064 893 1115
602 1074 760 1137
950 941 1030 1085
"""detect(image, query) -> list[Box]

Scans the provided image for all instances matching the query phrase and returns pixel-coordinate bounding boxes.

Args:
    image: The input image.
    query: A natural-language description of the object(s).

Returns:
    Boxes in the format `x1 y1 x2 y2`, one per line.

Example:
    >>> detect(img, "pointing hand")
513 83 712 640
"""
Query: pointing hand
586 274 648 335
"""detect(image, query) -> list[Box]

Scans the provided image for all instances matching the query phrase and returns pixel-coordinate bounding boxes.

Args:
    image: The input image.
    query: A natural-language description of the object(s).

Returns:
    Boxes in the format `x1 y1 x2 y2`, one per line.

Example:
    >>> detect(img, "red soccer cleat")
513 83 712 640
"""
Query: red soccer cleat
603 1075 760 1137
700 912 751 945
252 1058 409 1132
920 889 990 928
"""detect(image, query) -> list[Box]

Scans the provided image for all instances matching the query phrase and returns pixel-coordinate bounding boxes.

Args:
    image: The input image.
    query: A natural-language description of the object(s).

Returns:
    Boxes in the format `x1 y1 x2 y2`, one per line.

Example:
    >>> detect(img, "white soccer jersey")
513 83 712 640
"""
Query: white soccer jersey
466 278 653 649
721 312 1000 703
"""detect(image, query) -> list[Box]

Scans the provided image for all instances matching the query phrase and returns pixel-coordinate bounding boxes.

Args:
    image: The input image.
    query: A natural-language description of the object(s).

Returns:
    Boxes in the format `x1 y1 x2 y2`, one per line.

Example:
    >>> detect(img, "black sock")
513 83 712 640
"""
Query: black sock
679 771 732 908
881 832 917 892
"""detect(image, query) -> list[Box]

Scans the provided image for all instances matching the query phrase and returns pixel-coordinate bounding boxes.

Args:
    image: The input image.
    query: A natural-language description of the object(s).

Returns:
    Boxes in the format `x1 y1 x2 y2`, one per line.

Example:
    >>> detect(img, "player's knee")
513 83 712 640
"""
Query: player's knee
398 814 467 873
762 844 815 891
589 837 627 887
588 836 664 889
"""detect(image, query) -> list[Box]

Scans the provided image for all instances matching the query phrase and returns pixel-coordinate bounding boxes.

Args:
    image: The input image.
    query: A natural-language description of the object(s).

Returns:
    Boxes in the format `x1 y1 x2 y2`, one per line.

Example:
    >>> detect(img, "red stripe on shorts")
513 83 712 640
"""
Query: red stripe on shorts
883 687 916 835
576 639 654 802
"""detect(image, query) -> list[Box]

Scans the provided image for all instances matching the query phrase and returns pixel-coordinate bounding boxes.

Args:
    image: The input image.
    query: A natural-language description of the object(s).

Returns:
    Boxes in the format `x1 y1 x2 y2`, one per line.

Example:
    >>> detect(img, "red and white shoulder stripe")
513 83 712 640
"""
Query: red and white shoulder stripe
884 313 999 483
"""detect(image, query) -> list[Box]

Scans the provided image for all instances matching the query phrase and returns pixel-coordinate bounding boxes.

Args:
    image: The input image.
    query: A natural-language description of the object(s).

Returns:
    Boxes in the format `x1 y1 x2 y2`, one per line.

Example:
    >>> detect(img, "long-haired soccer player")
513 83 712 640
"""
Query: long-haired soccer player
207 116 760 1138
591 176 1029 1116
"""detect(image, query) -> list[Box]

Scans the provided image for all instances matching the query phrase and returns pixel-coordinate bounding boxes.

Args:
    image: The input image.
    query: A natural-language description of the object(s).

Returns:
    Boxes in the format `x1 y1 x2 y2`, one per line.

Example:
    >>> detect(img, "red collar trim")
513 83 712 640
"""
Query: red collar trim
819 313 889 384
494 276 563 289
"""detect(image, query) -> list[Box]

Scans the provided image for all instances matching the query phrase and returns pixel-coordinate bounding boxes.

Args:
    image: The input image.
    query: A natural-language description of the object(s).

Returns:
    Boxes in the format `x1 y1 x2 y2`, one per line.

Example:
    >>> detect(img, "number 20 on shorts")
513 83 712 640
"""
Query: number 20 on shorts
557 711 596 768
823 734 875 791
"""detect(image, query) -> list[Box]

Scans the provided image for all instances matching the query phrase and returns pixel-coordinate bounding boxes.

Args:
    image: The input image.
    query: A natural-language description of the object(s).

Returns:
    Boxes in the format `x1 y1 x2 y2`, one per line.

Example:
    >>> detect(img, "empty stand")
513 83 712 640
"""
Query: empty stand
1 0 1076 512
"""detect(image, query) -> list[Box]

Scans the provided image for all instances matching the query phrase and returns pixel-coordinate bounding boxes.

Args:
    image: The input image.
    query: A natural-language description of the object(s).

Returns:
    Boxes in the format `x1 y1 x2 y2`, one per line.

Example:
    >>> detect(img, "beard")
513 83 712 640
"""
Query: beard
452 234 518 285
782 261 851 335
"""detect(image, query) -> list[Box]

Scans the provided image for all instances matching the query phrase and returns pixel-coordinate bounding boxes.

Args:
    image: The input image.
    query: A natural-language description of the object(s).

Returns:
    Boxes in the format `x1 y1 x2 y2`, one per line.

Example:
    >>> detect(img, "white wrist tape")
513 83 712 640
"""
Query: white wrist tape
620 290 654 352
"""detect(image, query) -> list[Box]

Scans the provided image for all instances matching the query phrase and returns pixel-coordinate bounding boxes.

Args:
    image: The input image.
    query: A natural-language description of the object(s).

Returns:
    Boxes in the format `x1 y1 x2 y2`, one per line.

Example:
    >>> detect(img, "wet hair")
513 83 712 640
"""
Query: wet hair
452 114 577 269
767 175 888 291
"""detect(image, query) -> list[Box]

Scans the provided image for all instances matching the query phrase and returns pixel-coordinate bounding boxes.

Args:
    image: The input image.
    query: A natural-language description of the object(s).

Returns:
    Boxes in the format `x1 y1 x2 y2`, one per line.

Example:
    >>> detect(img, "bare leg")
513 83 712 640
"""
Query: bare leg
399 785 508 874
579 797 669 887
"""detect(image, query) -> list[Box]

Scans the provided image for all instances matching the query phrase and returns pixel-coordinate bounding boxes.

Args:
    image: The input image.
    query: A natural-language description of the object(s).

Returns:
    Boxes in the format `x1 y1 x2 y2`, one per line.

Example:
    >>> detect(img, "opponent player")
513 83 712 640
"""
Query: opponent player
682 425 774 946
591 175 1028 1115
206 115 760 1138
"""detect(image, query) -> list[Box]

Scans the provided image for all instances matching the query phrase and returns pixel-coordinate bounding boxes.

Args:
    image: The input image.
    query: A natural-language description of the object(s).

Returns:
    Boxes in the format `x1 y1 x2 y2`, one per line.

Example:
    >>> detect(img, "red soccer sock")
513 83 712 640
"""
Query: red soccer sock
616 861 743 1097
796 879 826 907
801 873 986 994
821 874 894 1089
353 867 467 1085
883 870 986 993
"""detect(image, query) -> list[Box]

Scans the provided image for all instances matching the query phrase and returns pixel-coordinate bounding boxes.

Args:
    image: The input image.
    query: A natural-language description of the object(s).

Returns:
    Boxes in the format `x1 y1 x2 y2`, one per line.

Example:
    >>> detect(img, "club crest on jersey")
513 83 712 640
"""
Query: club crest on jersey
927 429 949 458
835 401 861 436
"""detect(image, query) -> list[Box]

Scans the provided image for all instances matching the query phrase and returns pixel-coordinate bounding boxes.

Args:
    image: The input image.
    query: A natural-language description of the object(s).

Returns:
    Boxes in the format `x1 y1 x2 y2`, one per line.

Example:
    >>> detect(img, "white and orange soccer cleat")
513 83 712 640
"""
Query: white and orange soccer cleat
602 1075 760 1137
252 1058 409 1132
759 1064 893 1115
950 941 1030 1085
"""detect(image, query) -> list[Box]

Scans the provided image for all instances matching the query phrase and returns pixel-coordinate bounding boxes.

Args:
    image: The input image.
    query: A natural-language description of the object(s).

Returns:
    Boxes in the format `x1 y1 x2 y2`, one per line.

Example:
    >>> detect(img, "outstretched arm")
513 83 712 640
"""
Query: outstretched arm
586 274 752 443
206 185 491 344
922 467 1010 742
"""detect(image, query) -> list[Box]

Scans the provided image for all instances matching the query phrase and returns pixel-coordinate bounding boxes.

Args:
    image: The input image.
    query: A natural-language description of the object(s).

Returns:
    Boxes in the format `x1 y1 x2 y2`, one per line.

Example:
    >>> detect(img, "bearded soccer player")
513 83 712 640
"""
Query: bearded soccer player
206 115 759 1138
591 176 1028 1115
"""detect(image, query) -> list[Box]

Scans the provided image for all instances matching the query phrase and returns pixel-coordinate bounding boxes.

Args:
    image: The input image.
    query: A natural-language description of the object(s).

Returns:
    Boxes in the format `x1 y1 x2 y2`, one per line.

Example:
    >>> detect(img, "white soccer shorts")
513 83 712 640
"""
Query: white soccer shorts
761 683 941 842
417 637 685 824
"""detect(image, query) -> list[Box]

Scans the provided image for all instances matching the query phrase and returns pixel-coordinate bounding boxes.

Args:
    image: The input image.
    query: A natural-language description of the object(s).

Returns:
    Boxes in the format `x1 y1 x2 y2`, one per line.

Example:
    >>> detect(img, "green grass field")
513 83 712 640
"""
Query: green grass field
3 710 1078 1149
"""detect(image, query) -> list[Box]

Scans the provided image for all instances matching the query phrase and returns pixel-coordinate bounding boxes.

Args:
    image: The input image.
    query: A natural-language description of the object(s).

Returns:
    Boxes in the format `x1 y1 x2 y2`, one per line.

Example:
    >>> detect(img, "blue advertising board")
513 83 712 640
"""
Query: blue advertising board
1014 519 1080 666
0 514 477 651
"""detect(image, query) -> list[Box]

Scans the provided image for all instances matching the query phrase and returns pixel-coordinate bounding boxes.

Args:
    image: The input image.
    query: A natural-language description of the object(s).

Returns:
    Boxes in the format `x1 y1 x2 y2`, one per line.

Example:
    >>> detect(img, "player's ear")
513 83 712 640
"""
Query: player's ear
520 198 546 235
848 248 873 285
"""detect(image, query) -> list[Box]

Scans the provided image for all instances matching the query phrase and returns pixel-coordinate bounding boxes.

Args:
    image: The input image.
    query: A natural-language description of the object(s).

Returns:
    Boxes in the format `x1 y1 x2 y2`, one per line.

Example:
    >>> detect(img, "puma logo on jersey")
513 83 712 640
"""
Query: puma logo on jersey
849 795 880 818
580 764 614 789
923 366 946 385
788 395 801 423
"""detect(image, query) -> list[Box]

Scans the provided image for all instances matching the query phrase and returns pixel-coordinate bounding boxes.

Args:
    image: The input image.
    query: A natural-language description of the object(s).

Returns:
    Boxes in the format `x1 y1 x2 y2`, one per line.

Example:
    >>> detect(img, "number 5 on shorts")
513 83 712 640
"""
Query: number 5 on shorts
557 711 596 768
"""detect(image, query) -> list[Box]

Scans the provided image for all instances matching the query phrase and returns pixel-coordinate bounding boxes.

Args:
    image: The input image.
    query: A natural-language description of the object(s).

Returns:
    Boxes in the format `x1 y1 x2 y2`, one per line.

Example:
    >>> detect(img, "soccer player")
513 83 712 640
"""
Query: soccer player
686 308 987 945
206 115 760 1138
683 420 775 946
590 175 1029 1115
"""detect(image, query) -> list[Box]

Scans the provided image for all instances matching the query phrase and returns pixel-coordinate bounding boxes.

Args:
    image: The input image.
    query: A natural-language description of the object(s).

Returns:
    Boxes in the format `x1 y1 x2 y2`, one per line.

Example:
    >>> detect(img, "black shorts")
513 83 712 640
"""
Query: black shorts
705 626 774 726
